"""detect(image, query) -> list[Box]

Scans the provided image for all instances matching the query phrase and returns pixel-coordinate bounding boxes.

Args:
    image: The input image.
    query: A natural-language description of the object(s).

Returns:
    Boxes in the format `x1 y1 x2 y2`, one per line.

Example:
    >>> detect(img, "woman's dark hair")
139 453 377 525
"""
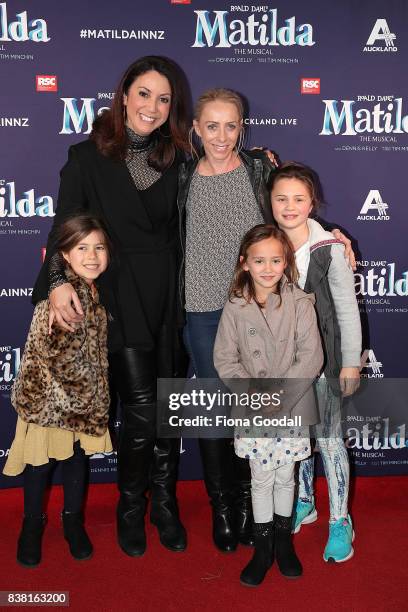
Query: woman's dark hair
270 161 323 213
229 224 298 307
54 213 113 260
90 56 190 170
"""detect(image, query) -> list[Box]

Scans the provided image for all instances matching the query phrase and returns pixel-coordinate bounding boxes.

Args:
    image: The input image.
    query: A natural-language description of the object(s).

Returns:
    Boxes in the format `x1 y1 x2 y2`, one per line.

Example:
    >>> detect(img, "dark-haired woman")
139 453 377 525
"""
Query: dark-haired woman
32 56 190 557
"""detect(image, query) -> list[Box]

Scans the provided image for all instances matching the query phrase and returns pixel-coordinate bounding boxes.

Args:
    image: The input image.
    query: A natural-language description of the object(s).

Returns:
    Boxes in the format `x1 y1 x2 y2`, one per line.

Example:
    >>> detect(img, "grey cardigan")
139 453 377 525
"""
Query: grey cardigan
213 278 324 425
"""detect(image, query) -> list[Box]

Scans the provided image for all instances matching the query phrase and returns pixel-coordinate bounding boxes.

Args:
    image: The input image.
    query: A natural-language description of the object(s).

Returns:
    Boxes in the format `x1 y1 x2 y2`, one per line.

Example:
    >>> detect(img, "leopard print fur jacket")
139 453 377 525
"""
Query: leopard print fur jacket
11 267 110 436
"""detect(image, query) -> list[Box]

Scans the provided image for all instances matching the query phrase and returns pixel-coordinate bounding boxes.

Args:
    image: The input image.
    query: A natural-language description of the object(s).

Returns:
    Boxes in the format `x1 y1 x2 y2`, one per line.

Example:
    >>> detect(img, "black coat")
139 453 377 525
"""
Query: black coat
33 140 185 373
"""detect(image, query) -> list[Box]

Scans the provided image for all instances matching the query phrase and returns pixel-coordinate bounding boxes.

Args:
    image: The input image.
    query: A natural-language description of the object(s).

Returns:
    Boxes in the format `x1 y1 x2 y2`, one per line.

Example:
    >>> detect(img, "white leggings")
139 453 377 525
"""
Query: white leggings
250 460 296 523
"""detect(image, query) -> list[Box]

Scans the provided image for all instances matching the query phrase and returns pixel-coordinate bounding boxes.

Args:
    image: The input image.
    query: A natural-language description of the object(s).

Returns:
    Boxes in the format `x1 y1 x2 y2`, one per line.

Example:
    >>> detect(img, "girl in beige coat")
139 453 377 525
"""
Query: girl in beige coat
214 224 323 587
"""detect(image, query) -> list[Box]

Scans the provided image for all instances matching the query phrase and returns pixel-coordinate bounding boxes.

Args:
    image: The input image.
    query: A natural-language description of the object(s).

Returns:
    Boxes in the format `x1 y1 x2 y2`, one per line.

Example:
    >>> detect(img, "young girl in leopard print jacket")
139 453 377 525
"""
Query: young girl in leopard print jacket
3 213 112 568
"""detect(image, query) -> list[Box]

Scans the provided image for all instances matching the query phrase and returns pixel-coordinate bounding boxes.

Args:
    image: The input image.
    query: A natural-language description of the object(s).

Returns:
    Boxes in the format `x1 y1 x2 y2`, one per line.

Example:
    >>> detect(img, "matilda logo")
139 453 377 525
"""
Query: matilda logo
301 78 320 94
192 9 314 48
36 75 57 92
171 0 191 4
360 349 383 378
319 98 408 135
0 3 50 42
364 19 397 53
357 190 389 221
0 346 20 384
0 180 55 217
60 98 110 135
347 418 406 451
355 262 408 298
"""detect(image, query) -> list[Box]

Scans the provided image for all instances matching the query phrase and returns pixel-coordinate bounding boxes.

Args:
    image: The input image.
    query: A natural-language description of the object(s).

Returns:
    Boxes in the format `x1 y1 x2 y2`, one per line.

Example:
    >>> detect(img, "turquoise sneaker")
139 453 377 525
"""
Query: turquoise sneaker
292 500 318 534
323 515 355 563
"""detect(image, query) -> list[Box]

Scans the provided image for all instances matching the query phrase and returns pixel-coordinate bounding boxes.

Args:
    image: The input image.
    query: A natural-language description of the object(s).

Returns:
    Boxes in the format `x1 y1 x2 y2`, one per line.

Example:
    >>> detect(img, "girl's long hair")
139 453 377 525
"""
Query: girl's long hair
90 56 190 170
54 213 113 261
229 224 298 307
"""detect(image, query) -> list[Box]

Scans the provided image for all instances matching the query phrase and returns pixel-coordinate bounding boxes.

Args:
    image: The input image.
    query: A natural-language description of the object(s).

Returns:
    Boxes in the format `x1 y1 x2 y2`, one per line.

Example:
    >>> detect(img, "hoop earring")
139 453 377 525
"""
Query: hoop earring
236 127 245 156
189 126 200 160
123 106 127 124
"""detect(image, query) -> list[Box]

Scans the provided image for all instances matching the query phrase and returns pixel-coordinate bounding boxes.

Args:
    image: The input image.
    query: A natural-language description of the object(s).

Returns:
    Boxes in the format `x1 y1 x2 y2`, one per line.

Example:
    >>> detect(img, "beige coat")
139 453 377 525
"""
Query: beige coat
213 278 324 426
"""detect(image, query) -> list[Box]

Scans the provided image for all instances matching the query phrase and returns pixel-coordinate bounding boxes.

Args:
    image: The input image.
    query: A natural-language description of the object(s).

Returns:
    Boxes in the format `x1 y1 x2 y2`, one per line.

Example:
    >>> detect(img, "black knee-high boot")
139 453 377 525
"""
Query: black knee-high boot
116 403 155 557
199 438 238 552
150 437 186 551
61 441 92 560
110 347 157 557
234 455 255 546
17 461 54 567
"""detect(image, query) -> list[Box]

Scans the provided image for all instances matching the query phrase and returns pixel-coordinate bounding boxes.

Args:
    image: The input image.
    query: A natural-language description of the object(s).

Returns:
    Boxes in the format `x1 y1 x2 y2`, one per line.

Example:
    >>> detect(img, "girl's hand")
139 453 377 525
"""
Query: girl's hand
48 283 84 334
339 367 360 397
331 229 357 271
250 147 279 167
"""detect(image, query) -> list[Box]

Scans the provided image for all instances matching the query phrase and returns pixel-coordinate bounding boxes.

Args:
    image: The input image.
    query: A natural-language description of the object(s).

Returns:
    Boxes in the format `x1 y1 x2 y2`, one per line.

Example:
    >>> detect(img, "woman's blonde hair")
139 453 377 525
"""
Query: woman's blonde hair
194 88 244 121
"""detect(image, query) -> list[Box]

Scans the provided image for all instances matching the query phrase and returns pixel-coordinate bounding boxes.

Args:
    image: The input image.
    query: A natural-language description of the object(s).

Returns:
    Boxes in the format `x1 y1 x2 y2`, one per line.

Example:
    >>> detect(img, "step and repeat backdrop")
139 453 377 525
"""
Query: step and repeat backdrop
1 0 407 487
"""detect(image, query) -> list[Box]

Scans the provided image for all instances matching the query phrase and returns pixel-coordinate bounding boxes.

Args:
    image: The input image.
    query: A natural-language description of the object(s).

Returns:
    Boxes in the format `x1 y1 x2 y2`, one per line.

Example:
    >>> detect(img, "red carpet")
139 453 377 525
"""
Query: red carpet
0 477 407 611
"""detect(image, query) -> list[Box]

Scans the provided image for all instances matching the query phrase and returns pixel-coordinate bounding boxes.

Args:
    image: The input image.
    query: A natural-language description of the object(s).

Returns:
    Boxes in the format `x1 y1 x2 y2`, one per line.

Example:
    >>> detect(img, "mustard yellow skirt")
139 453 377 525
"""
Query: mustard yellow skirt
3 416 113 477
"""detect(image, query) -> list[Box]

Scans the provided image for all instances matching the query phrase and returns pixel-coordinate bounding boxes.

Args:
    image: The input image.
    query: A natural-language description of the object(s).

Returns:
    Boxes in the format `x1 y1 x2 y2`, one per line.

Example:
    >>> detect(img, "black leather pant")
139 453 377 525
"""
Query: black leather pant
109 347 181 517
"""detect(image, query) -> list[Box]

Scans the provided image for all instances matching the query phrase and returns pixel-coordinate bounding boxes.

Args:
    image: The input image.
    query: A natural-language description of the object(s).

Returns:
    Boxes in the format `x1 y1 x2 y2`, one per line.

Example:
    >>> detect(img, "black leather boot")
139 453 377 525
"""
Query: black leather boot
234 456 255 546
240 521 274 587
150 437 187 552
17 514 46 568
199 438 238 552
274 513 302 578
62 511 93 560
117 493 147 557
116 403 155 557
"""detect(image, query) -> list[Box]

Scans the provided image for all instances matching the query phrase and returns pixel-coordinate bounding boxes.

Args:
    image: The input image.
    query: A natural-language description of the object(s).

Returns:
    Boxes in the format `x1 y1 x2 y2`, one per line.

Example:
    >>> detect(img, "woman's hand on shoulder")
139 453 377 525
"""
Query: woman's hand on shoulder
250 147 280 167
339 366 360 397
49 283 84 334
331 229 357 271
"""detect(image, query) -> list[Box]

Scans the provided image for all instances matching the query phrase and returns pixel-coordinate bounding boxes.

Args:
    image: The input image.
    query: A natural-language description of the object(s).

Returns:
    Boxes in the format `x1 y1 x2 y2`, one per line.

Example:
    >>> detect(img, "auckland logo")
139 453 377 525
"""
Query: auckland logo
364 19 397 53
192 9 314 48
357 190 389 221
360 349 383 378
0 2 50 42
